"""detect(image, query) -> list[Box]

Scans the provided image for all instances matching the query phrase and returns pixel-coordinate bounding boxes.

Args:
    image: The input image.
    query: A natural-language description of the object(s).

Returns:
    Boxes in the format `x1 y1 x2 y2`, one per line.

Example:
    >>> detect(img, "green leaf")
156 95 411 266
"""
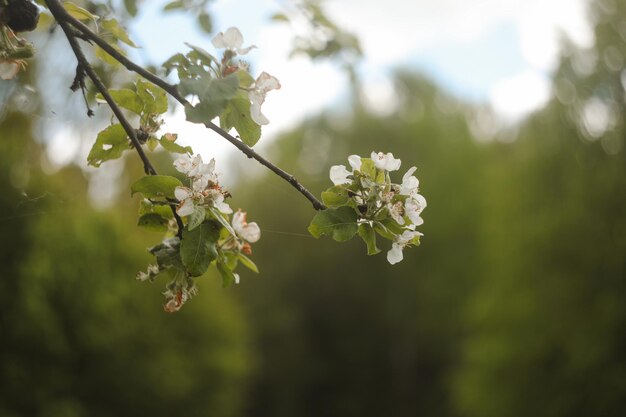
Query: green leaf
163 0 185 11
63 2 98 21
270 13 289 22
358 223 380 255
123 0 138 16
359 158 377 178
308 206 358 242
149 238 183 269
146 137 159 151
180 73 239 124
197 12 212 33
96 88 143 114
138 213 170 232
130 175 182 199
238 253 259 273
187 206 206 231
207 207 237 237
136 79 168 115
95 43 126 67
180 222 220 277
185 43 219 67
321 185 349 207
87 124 129 167
220 90 261 146
102 18 138 48
139 199 173 218
159 133 192 154
217 261 238 288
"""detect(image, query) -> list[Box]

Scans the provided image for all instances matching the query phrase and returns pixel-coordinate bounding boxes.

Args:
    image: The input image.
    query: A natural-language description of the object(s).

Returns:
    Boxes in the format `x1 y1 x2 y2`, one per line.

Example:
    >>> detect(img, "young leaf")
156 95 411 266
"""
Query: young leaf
187 206 206 231
321 185 349 207
63 2 98 21
159 134 192 154
87 124 129 167
238 253 259 273
149 238 183 269
180 222 220 277
180 73 239 124
217 261 238 288
96 88 143 114
130 175 182 199
123 0 138 16
308 206 358 242
102 18 138 48
138 213 170 232
197 12 212 33
163 0 185 11
220 90 261 146
358 223 380 255
136 79 168 115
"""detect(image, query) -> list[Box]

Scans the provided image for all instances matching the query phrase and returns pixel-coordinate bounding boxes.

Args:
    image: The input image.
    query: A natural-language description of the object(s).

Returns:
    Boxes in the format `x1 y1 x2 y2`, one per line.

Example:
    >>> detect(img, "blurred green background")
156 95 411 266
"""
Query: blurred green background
1 0 626 416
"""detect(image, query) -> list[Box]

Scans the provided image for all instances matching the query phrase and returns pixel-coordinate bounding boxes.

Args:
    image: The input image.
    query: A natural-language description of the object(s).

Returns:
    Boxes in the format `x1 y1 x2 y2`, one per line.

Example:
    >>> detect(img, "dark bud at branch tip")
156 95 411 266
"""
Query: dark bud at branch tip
1 0 40 33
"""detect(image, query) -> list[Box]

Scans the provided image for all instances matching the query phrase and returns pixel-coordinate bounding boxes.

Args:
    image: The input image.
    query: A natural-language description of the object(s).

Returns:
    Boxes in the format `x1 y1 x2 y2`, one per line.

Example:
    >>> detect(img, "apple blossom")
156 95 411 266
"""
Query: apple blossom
0 60 19 80
232 210 261 243
387 230 422 265
329 154 362 185
211 27 256 55
371 151 401 171
249 72 281 125
175 186 200 217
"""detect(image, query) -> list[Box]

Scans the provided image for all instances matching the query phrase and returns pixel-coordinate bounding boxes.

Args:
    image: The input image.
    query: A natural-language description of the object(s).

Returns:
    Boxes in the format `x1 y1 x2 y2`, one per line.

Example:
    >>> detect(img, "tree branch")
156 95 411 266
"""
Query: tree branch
44 0 186 237
43 0 326 211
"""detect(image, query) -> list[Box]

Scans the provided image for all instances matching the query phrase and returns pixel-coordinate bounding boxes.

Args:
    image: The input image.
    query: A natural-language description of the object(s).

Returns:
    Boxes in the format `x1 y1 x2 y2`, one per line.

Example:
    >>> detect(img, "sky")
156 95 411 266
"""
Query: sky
40 0 595 186
124 0 594 158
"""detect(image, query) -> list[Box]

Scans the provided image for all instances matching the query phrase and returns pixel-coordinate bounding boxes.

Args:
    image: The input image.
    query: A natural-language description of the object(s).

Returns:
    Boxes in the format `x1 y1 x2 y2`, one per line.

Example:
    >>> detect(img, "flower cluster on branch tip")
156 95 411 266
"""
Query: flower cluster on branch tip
28 0 427 313
134 154 261 312
310 152 426 265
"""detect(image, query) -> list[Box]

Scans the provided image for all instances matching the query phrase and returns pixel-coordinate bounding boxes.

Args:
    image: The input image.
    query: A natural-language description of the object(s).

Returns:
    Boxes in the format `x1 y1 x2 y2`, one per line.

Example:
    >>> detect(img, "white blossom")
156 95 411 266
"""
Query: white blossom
348 155 362 171
371 151 401 172
232 210 261 243
174 154 218 191
388 201 405 225
330 165 352 185
387 230 422 265
249 72 281 125
211 27 256 55
0 60 19 80
400 166 419 196
405 194 426 226
205 188 232 214
329 155 362 185
174 186 199 217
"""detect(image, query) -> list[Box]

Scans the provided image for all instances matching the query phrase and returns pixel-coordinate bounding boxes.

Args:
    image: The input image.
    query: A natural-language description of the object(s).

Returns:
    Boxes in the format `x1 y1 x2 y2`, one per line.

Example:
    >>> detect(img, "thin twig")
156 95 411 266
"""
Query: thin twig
44 0 326 211
45 0 185 237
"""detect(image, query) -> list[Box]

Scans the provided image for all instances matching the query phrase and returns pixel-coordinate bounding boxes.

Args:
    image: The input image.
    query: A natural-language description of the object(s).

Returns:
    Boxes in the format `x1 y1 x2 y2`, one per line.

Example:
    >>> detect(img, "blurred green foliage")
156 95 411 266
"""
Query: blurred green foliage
1 0 626 416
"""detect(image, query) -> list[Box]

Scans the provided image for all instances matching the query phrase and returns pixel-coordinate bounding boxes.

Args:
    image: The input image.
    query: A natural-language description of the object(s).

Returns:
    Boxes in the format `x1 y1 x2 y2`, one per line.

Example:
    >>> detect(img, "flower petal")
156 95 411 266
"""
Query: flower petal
387 243 404 265
241 222 261 243
177 198 195 217
330 165 351 185
175 186 193 201
0 61 19 80
348 155 362 171
212 27 244 50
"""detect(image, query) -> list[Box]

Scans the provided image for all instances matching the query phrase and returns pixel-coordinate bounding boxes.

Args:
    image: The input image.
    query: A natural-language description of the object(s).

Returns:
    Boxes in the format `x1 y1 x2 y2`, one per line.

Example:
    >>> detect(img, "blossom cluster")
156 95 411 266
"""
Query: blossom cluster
211 27 281 126
328 151 426 264
173 154 232 216
0 22 34 80
136 154 261 312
